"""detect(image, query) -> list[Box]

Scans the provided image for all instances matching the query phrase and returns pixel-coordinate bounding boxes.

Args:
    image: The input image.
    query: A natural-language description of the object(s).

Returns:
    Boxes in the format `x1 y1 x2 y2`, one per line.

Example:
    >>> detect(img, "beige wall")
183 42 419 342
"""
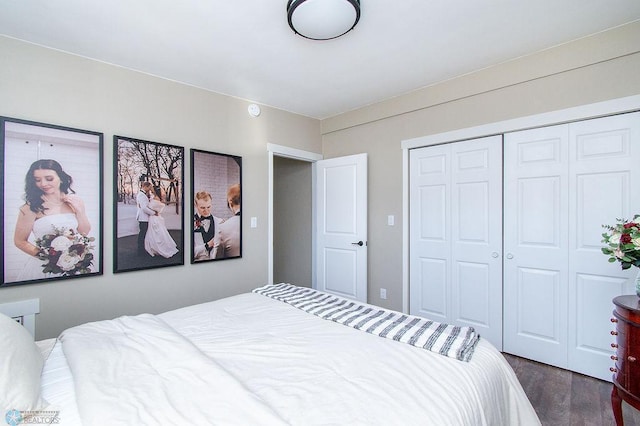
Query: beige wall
0 36 321 339
321 21 640 312
2 21 639 336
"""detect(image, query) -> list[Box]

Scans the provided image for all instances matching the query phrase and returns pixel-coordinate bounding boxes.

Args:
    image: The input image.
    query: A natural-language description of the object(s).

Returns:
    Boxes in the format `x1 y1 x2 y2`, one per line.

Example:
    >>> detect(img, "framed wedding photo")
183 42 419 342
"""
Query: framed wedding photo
113 136 184 273
190 149 242 264
1 116 104 287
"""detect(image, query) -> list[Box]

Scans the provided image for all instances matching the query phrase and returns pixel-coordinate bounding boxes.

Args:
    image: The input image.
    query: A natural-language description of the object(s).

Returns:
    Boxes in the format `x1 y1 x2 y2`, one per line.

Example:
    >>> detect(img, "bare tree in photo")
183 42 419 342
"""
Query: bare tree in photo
117 143 138 204
120 141 182 212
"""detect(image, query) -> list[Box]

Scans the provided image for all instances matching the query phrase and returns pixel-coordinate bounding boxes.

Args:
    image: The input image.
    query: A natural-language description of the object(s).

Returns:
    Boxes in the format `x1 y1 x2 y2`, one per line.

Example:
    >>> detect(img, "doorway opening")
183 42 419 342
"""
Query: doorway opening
273 156 313 285
267 143 322 287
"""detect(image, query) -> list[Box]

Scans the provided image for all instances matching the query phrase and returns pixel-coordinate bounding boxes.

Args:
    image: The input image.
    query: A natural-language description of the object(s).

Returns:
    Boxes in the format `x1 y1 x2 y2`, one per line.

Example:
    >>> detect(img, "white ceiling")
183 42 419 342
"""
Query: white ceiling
1 1 639 119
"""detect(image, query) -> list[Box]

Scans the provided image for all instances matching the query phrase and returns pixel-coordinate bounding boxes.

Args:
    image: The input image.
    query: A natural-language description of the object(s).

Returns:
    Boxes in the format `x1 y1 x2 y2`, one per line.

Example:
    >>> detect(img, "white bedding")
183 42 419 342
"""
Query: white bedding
59 314 283 425
39 339 81 425
41 288 540 425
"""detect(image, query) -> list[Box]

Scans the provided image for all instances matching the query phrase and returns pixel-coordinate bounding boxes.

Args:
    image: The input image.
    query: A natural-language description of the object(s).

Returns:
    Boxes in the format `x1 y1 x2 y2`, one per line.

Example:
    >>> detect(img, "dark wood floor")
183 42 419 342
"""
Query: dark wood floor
504 353 640 426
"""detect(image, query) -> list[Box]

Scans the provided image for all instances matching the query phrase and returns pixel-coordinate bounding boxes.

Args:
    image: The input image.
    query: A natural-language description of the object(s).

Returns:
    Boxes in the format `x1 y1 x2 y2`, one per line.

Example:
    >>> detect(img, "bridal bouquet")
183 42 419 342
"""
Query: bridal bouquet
602 215 640 270
35 227 95 276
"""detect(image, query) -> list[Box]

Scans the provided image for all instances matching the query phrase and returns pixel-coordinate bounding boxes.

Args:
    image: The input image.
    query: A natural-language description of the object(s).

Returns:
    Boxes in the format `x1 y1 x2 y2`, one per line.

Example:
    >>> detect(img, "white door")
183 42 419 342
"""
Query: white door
410 136 503 348
567 112 640 381
503 125 570 368
314 154 367 302
504 112 639 380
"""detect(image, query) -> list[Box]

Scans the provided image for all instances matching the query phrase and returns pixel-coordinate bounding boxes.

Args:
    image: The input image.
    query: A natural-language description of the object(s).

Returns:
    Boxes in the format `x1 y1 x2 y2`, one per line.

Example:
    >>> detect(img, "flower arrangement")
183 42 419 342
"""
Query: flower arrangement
601 215 640 270
35 226 95 276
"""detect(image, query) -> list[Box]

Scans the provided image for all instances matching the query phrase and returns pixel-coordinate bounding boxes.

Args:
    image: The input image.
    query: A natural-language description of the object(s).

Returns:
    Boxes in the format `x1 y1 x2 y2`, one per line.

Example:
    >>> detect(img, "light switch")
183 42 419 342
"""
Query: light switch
387 215 395 226
250 217 257 228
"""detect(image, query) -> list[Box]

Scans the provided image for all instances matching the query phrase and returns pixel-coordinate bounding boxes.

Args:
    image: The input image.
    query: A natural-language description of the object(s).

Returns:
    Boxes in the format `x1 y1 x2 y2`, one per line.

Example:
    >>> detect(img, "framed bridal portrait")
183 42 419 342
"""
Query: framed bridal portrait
190 149 242 264
1 116 104 287
113 135 184 273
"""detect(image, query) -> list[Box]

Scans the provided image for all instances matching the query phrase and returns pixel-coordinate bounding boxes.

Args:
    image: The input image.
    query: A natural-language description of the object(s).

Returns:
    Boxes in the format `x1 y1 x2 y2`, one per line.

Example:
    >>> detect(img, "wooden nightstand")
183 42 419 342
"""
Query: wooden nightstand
611 295 640 426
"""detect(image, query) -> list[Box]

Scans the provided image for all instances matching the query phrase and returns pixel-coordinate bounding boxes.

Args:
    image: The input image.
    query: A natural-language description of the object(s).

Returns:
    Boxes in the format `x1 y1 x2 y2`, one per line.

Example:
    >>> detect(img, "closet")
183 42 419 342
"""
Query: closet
409 111 639 381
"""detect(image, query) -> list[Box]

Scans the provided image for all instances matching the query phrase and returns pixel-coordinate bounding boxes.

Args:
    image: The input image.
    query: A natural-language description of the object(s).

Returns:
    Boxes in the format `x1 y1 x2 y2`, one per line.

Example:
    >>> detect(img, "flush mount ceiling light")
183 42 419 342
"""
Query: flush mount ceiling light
287 0 361 41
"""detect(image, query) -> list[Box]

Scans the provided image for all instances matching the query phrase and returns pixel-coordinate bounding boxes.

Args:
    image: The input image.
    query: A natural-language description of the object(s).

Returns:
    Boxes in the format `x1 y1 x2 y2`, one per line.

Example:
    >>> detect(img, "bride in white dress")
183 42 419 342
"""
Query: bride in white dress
145 186 178 258
13 159 92 282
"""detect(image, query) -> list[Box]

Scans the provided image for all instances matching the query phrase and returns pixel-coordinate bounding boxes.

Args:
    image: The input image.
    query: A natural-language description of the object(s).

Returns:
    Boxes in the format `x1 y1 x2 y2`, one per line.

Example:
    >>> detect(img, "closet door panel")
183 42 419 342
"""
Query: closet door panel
417 258 447 317
410 136 503 348
456 261 490 324
410 145 450 323
451 138 503 347
504 125 569 368
517 176 563 249
517 267 562 341
573 273 624 377
568 112 640 381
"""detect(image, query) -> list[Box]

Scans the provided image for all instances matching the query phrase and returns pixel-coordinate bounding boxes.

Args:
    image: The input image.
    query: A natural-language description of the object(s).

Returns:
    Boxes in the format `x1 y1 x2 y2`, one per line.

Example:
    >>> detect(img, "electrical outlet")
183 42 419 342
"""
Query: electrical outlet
380 288 387 299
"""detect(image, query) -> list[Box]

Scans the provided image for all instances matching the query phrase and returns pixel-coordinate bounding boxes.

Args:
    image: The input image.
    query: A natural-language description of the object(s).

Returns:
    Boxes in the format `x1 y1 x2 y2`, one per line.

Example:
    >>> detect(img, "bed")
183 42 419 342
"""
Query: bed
2 283 540 425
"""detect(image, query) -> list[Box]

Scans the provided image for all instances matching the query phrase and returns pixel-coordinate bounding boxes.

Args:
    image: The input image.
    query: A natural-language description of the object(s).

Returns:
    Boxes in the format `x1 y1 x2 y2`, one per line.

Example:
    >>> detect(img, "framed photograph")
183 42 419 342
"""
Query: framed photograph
191 149 242 263
1 117 103 287
114 136 184 273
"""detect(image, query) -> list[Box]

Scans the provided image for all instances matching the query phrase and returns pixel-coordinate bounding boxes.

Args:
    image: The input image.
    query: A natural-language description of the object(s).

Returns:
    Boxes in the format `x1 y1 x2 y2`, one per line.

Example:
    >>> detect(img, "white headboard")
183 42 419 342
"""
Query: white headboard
0 298 40 338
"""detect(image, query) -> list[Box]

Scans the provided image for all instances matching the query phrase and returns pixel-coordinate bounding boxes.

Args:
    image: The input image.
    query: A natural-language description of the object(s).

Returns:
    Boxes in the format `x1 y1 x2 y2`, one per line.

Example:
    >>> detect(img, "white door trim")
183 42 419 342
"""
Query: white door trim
401 94 640 314
267 143 323 286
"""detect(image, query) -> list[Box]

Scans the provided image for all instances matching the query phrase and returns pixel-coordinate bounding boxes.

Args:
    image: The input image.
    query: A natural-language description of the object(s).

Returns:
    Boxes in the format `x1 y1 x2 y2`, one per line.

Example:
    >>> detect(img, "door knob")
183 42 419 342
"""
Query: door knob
491 252 499 258
351 241 364 246
506 253 514 259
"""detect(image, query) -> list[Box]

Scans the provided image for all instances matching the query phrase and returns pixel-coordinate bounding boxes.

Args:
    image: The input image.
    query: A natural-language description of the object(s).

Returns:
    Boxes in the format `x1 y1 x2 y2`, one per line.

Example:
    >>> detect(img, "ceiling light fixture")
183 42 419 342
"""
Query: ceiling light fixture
287 0 361 41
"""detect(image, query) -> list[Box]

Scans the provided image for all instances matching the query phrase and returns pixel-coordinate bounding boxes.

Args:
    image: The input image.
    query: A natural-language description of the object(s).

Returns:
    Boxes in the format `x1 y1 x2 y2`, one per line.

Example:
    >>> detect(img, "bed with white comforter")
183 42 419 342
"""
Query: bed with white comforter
5 283 541 425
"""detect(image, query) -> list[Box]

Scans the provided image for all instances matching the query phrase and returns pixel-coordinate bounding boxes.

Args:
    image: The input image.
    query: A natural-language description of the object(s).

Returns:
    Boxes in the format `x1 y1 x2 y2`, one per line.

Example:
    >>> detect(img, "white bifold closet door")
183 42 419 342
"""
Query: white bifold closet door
409 136 503 348
503 112 640 381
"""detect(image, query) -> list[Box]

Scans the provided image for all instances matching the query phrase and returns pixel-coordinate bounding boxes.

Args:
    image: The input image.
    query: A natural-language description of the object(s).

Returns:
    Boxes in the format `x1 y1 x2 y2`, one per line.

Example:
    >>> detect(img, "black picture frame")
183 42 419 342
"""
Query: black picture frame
1 117 104 287
113 135 184 273
190 149 242 263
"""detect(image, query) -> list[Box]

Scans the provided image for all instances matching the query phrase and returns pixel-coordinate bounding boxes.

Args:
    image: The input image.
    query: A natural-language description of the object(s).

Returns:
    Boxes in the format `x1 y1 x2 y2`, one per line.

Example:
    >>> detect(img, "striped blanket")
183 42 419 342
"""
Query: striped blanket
253 283 480 362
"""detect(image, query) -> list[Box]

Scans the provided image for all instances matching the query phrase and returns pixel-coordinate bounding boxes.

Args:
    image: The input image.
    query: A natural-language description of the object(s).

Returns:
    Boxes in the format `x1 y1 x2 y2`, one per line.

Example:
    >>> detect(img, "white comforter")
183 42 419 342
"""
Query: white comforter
59 314 284 425
52 290 540 426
